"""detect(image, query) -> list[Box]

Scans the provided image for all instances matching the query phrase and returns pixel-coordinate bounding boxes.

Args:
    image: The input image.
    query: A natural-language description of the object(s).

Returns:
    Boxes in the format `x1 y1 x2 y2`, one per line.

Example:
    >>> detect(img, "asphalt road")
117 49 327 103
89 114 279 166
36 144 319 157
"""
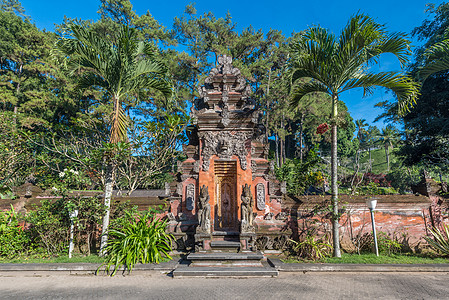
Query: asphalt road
1 271 448 299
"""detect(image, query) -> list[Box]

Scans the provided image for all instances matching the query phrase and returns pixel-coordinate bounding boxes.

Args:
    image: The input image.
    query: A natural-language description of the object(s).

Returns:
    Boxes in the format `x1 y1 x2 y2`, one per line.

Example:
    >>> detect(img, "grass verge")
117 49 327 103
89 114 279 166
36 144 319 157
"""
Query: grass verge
283 253 449 264
0 255 105 264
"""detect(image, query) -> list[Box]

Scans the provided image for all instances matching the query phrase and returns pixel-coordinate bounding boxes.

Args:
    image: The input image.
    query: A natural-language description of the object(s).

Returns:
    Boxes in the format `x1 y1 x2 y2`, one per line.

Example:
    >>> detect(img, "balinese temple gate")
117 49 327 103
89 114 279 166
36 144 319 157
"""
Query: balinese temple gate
167 55 287 252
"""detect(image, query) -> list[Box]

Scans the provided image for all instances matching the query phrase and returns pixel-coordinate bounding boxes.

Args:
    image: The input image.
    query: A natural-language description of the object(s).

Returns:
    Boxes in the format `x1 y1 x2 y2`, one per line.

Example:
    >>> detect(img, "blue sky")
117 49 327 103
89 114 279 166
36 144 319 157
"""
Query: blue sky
20 0 442 127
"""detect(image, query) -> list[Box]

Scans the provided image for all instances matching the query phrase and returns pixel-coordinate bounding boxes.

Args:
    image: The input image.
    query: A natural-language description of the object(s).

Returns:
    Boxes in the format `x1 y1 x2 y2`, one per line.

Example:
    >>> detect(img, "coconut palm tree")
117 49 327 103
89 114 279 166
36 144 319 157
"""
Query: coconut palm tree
55 24 172 254
289 14 419 257
355 118 368 166
379 125 400 171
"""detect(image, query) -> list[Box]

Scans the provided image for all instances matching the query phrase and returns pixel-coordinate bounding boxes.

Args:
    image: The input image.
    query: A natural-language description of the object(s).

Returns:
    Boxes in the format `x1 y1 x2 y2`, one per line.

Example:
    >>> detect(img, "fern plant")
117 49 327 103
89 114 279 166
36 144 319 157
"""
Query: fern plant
99 208 173 276
424 225 449 256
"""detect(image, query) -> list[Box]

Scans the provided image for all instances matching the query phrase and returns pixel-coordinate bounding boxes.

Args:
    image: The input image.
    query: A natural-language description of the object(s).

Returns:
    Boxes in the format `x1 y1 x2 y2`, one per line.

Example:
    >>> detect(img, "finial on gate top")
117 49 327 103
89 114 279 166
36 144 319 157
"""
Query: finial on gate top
209 55 241 77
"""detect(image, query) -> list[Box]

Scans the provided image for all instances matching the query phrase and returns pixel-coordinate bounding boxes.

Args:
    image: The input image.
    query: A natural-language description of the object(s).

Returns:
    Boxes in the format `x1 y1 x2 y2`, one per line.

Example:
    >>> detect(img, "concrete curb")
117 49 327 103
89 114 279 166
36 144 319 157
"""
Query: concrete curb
0 261 179 275
268 258 449 272
2 259 449 275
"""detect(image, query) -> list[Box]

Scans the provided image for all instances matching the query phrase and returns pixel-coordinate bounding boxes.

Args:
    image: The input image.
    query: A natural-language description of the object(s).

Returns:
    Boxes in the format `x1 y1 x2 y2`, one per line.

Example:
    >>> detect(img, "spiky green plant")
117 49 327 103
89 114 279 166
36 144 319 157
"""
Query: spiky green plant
424 225 449 257
99 209 173 276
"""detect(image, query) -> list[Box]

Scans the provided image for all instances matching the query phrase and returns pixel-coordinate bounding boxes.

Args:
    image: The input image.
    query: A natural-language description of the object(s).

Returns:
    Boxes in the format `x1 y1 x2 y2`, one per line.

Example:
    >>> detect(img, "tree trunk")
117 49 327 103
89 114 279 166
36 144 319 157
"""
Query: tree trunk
100 164 114 256
275 133 279 168
299 114 304 162
368 146 372 171
265 69 271 144
331 94 341 257
385 145 390 171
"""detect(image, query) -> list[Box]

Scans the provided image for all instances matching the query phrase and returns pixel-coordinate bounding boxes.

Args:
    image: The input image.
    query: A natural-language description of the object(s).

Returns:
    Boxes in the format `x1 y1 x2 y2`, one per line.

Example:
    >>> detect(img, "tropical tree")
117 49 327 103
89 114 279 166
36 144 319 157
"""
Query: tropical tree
355 118 368 166
55 24 172 254
289 14 419 257
379 125 400 171
418 38 449 81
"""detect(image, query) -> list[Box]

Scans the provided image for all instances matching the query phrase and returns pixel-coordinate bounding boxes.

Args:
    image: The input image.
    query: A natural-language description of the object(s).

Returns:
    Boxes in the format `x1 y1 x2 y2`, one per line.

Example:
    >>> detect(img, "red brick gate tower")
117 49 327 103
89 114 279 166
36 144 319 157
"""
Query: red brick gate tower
168 55 284 252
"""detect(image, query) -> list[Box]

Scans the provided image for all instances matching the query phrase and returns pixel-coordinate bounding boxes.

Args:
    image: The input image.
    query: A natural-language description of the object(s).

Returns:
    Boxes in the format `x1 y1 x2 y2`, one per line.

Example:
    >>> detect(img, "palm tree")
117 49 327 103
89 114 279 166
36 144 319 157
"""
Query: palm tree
55 24 172 254
419 38 449 81
355 118 368 166
289 14 419 257
379 125 400 171
365 125 380 171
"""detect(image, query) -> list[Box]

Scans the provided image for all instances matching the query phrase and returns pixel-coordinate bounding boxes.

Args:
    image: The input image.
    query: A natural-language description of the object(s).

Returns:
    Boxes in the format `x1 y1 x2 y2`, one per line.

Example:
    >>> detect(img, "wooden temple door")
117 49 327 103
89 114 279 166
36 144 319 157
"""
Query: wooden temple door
214 161 238 231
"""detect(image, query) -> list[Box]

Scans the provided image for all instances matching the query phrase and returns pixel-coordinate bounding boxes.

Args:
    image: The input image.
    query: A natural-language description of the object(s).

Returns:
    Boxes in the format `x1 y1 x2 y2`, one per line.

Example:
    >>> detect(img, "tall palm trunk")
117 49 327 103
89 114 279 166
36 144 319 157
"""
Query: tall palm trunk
385 144 390 171
331 94 341 257
100 163 114 256
368 146 372 171
299 113 304 162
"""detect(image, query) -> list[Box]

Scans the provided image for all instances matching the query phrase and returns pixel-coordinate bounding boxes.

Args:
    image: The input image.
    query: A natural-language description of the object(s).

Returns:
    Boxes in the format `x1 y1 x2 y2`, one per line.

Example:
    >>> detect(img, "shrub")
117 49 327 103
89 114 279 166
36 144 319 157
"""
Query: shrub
424 225 449 256
100 208 173 276
357 231 402 255
26 199 70 256
0 206 30 258
289 227 332 261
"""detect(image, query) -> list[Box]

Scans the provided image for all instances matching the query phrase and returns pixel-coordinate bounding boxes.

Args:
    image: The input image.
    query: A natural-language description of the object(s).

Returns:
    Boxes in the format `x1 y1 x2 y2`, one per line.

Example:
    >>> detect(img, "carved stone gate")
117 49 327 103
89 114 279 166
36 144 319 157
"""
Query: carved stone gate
167 55 287 252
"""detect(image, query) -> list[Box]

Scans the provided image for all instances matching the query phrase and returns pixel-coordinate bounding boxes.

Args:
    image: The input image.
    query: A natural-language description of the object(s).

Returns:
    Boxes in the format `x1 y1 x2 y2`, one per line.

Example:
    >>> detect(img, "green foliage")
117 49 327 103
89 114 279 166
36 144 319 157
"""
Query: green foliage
100 208 173 276
0 205 30 258
356 231 403 255
26 199 70 256
289 227 332 261
275 145 324 195
424 225 449 257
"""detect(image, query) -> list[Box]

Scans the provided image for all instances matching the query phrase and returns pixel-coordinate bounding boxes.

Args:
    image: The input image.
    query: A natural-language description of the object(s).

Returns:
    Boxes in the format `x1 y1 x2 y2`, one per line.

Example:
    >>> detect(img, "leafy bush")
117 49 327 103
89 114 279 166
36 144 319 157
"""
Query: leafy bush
100 208 173 276
26 199 70 256
0 206 31 258
424 225 449 256
289 227 332 261
276 145 325 195
356 231 402 255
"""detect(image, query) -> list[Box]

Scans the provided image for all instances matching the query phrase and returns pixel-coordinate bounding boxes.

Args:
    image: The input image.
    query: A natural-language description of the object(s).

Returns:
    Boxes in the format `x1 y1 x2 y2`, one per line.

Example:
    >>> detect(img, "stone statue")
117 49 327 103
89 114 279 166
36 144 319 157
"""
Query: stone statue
197 185 211 233
241 184 255 232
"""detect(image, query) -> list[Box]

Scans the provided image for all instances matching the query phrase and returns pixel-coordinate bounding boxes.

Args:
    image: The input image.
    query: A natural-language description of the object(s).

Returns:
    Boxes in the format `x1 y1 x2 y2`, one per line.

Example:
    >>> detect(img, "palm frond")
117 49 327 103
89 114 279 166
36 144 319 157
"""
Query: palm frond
289 81 330 110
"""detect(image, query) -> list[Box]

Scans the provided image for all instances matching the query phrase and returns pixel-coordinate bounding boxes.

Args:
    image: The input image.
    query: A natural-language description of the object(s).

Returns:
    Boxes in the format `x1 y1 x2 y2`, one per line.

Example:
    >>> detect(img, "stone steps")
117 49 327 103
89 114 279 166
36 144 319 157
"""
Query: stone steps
172 266 278 277
172 251 278 277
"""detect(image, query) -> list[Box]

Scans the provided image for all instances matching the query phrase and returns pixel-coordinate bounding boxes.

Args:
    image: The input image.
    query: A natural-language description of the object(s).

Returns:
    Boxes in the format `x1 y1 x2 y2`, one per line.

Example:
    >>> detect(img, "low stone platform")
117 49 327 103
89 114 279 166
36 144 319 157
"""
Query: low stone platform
172 266 278 277
172 251 278 277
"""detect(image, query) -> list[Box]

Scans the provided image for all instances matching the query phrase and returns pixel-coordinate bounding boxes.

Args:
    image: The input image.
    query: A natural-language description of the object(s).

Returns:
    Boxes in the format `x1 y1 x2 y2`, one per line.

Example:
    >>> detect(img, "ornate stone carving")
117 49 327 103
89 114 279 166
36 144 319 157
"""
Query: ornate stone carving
199 131 251 171
264 212 274 220
275 211 288 221
256 183 266 210
178 212 187 221
251 160 257 173
186 184 195 211
193 160 200 173
167 212 176 222
197 185 211 233
241 184 255 233
177 160 183 174
176 182 183 196
164 182 170 197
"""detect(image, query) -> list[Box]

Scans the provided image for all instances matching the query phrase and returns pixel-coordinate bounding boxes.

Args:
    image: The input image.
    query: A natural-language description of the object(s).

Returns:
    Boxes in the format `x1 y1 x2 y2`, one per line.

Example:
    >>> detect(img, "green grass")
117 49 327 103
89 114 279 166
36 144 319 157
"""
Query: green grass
0 254 105 264
283 253 449 264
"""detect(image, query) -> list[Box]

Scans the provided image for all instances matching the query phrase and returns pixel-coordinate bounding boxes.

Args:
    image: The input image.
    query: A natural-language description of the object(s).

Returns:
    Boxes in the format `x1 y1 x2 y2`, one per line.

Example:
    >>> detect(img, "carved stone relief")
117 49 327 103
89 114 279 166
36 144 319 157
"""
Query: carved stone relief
186 184 195 211
197 185 211 234
199 131 251 171
256 183 265 210
251 160 257 173
241 184 255 233
193 161 200 173
264 212 274 220
176 182 183 196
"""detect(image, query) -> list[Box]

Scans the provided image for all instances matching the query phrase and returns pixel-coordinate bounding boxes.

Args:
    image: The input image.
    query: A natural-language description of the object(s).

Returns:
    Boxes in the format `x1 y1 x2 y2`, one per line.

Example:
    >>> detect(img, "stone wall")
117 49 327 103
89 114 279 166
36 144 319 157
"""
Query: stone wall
2 185 448 252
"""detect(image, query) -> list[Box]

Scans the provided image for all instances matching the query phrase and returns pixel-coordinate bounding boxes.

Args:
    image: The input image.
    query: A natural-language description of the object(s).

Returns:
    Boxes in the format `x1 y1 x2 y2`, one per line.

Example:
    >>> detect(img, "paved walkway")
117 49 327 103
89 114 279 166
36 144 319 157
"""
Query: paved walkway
1 271 448 299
